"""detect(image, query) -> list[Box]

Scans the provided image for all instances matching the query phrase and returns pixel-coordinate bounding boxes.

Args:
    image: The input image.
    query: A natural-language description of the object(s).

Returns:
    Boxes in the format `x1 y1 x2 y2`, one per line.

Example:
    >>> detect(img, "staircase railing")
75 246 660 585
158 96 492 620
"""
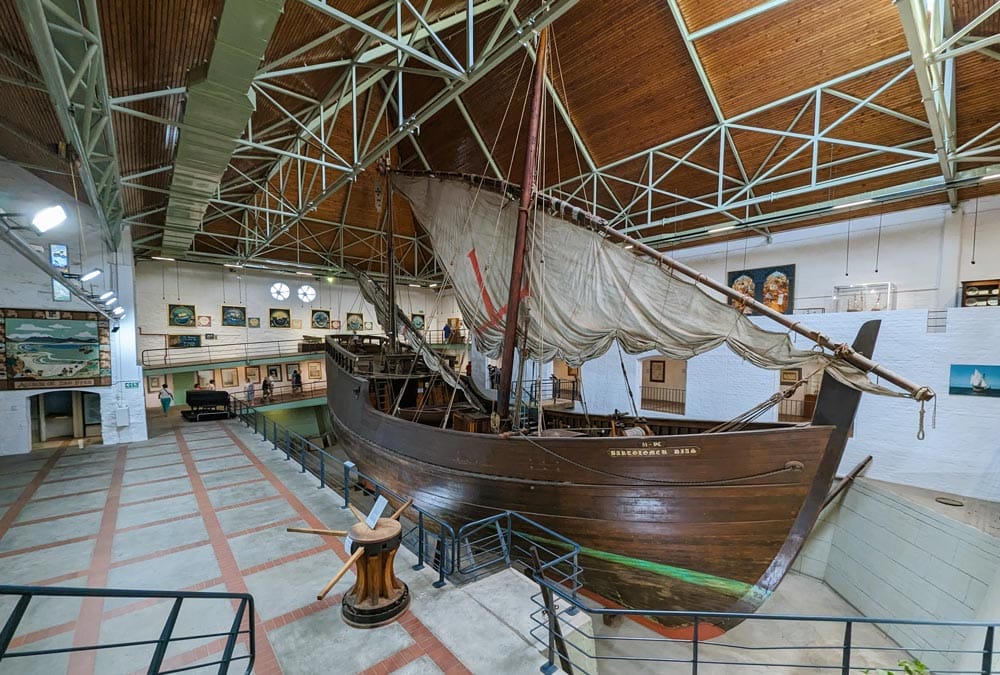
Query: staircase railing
0 585 255 674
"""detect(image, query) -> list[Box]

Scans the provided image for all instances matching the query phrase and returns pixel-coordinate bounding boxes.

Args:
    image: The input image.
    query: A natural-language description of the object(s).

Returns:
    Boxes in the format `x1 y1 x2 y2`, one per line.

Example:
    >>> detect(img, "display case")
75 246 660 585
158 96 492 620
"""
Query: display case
960 279 1000 307
832 282 895 312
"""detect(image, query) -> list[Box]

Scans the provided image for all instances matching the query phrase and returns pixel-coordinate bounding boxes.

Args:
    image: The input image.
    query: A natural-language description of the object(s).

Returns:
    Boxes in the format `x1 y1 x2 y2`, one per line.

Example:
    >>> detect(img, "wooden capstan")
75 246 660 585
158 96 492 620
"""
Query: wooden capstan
288 498 412 628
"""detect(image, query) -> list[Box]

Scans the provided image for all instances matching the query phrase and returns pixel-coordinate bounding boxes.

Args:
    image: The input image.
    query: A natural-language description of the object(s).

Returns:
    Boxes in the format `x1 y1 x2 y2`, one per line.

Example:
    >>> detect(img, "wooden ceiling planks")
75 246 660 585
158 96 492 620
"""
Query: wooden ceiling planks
674 0 770 34
695 0 908 119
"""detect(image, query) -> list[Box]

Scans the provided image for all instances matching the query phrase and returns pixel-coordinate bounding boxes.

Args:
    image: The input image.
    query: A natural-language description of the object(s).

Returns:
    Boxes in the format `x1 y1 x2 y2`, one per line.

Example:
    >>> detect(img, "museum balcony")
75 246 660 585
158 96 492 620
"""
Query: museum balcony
141 338 324 372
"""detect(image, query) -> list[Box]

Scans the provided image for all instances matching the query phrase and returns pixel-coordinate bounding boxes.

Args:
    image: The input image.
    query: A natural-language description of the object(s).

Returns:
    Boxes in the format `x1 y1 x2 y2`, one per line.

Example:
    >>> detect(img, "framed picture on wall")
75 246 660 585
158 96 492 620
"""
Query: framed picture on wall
49 243 69 269
307 361 322 380
727 265 795 315
167 334 201 348
248 317 261 328
649 360 665 383
196 370 214 388
346 312 363 331
197 315 212 327
269 308 291 328
311 309 330 329
267 365 282 381
245 366 260 383
168 304 197 326
220 368 239 388
146 375 162 392
285 363 300 381
290 319 302 329
410 314 425 330
52 279 71 302
331 319 341 330
780 368 801 385
221 306 247 327
363 321 373 331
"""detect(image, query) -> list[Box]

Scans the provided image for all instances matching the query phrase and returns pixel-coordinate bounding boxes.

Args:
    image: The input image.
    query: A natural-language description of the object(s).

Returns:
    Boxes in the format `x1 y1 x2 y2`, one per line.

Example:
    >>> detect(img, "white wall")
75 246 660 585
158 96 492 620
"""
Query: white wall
0 163 147 454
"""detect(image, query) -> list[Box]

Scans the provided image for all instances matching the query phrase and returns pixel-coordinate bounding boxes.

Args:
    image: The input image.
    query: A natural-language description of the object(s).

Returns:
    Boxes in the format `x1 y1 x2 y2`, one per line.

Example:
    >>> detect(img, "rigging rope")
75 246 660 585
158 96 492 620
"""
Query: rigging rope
616 342 639 418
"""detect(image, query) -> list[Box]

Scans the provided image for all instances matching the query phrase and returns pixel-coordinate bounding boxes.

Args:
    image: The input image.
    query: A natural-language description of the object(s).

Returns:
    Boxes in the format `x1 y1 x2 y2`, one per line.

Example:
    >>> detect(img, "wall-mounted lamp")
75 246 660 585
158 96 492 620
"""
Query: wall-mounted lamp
99 290 115 301
80 269 102 282
112 306 125 317
104 296 118 307
30 205 67 233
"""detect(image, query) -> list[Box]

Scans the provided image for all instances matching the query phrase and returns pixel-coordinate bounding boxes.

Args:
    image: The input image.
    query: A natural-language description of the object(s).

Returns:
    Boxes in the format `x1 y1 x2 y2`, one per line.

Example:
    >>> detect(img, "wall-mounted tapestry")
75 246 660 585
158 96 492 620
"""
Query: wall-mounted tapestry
949 364 1000 398
727 265 795 315
168 304 197 326
221 305 246 327
269 308 291 328
0 309 111 390
311 309 330 329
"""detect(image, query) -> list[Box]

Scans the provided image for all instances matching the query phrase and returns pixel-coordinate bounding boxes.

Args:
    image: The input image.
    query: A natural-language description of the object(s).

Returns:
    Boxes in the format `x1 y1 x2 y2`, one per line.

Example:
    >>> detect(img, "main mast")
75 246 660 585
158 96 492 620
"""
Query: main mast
496 28 549 426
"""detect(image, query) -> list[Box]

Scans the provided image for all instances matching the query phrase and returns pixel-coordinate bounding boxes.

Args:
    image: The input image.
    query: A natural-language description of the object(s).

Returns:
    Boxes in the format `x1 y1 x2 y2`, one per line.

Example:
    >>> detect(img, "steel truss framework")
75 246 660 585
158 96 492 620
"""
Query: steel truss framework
13 0 1000 279
15 0 124 247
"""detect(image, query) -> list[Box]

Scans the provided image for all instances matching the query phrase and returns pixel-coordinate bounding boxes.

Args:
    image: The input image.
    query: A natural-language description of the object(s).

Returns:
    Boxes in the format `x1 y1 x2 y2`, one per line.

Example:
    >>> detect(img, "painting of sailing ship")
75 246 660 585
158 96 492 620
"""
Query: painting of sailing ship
0 309 111 390
948 364 999 397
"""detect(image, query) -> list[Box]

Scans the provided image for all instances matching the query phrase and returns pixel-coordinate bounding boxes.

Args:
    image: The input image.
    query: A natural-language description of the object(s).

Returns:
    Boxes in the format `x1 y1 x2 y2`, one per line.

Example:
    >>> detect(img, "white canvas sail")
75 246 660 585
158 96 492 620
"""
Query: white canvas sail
971 369 988 391
394 173 904 397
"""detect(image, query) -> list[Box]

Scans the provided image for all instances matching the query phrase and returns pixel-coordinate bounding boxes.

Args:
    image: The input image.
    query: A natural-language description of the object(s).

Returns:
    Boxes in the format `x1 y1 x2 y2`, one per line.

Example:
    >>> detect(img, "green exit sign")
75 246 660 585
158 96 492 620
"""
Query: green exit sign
124 381 139 389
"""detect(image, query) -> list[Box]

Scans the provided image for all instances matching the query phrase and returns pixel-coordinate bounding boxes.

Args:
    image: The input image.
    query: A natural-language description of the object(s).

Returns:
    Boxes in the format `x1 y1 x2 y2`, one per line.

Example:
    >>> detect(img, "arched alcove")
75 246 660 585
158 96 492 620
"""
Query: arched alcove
29 390 104 451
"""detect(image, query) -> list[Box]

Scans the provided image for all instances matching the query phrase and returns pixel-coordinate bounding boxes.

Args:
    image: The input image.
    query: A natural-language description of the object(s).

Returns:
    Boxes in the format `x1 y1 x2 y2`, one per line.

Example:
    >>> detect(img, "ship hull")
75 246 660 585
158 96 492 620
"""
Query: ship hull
323 344 858 624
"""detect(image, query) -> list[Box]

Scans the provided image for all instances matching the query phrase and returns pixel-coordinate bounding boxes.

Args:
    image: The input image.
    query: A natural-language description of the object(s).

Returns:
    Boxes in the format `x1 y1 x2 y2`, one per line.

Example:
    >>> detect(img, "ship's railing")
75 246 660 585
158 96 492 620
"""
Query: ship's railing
325 335 388 376
526 569 999 675
231 398 456 586
141 338 323 367
489 374 581 403
0 585 255 673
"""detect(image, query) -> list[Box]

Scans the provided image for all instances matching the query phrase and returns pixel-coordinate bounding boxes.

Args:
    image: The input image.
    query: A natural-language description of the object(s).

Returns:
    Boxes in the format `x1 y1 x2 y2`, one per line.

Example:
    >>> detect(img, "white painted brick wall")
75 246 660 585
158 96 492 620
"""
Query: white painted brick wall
793 479 999 673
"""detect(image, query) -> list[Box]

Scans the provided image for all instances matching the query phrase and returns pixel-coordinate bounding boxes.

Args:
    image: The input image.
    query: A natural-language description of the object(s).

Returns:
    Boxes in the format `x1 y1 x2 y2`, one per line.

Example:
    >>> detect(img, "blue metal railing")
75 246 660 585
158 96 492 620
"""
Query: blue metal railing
0 585 255 674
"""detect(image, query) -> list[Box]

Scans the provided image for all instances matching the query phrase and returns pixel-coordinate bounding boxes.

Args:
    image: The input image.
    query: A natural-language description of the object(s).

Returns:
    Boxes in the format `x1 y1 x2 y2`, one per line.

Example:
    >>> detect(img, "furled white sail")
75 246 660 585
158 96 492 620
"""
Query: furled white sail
394 173 902 396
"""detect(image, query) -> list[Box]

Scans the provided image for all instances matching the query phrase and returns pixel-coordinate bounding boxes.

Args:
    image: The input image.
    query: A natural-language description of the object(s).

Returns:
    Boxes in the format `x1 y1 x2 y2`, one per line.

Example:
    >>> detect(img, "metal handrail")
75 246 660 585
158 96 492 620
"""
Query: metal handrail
0 585 255 674
529 574 999 675
230 398 457 586
142 338 324 367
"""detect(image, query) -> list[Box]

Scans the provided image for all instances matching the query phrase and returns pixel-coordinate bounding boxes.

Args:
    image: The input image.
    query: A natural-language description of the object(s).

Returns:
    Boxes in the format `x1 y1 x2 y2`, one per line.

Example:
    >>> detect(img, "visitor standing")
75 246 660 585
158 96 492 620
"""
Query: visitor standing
291 369 302 394
158 383 174 416
442 322 452 343
207 379 216 390
262 377 272 401
245 380 255 404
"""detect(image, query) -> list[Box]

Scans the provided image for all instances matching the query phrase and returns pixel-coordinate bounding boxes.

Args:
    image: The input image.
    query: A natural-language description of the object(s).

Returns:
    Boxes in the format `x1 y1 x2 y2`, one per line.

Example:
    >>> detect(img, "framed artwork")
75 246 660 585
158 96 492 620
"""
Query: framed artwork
52 279 71 302
248 317 261 328
566 366 579 378
291 319 302 329
220 367 239 388
346 312 363 331
410 314 425 330
331 319 341 330
168 304 197 326
146 375 162 392
167 334 201 348
780 368 802 385
245 366 260 383
363 321 373 331
285 364 300 381
649 360 665 383
221 306 246 327
307 361 322 380
311 309 330 329
197 315 212 327
196 370 214 388
0 312 111 390
269 308 291 328
49 243 68 269
267 365 282 381
949 364 1000 397
727 265 795 315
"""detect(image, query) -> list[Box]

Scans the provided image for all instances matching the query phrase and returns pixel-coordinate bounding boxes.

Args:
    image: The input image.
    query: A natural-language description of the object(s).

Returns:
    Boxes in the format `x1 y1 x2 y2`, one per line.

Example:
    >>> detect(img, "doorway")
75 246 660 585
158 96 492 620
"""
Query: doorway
29 390 104 451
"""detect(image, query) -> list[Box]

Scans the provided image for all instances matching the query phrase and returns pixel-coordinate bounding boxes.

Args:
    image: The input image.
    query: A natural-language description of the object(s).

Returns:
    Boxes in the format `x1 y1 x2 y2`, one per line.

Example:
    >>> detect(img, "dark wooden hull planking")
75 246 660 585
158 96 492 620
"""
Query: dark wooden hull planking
323 321 879 627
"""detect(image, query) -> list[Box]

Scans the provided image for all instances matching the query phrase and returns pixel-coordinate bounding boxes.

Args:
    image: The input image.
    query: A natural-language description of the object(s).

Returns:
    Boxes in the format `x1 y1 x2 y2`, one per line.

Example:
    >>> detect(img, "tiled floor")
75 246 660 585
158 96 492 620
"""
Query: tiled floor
0 416 550 674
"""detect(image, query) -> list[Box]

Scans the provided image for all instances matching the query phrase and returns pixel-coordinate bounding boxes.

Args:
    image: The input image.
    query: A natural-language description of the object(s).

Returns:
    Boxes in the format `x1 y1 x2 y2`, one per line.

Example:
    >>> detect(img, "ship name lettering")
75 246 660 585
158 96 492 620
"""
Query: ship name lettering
608 446 700 458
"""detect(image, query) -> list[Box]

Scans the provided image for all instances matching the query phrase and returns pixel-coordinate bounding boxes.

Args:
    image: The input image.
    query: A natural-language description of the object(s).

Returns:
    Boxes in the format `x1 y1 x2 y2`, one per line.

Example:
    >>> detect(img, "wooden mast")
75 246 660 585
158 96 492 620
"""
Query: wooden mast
385 170 397 350
497 28 548 425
